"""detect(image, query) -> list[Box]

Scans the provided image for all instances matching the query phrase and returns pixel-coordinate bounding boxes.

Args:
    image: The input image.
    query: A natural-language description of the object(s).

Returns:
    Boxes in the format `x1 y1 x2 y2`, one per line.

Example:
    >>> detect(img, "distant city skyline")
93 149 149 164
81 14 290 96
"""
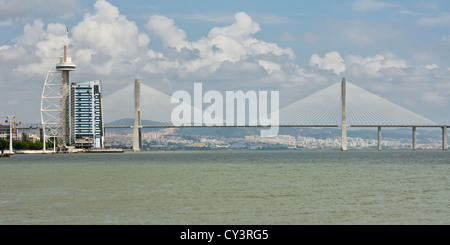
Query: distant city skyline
103 129 447 150
1 0 450 124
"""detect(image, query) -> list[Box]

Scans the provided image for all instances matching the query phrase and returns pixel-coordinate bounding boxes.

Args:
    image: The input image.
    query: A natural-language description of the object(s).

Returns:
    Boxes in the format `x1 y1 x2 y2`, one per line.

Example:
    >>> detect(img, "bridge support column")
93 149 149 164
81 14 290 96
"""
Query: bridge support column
341 78 348 151
378 127 382 151
133 79 142 152
443 126 447 150
412 127 417 151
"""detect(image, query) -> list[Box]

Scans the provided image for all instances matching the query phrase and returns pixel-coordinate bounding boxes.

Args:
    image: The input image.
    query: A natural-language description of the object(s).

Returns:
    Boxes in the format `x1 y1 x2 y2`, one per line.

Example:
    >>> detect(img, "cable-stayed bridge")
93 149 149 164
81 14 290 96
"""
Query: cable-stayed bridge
102 78 447 151
278 82 436 126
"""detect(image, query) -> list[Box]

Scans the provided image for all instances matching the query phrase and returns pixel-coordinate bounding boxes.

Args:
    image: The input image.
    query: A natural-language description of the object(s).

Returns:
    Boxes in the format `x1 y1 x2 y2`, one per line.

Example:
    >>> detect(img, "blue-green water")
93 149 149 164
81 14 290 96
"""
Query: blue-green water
1 150 449 224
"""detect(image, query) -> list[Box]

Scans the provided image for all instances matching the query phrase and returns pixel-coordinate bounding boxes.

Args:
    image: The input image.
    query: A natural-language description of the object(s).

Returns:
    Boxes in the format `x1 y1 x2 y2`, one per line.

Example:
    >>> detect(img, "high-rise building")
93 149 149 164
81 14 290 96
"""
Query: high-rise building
70 80 104 149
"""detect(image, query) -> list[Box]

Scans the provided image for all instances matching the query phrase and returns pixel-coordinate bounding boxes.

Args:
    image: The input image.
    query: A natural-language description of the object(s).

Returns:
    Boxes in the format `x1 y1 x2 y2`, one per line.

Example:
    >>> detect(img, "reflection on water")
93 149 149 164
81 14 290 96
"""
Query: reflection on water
1 150 449 224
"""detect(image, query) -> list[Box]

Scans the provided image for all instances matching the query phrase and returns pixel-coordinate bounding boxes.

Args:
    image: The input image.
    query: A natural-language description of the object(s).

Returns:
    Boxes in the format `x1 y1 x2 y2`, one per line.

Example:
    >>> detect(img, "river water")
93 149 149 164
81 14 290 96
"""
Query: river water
1 150 449 224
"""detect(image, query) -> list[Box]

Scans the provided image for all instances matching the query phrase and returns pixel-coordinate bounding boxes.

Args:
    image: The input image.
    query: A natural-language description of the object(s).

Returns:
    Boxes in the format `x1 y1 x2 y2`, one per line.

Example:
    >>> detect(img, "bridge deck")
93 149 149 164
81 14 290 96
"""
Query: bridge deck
102 124 449 129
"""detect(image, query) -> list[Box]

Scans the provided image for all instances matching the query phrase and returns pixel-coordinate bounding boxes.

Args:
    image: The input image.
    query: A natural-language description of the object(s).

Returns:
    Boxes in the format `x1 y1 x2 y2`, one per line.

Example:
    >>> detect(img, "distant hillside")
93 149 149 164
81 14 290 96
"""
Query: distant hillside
173 127 442 141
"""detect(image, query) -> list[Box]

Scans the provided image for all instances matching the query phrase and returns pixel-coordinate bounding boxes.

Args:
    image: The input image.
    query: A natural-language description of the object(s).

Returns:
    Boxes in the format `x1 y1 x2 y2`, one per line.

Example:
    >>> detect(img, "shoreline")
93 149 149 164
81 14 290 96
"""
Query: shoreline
13 149 124 154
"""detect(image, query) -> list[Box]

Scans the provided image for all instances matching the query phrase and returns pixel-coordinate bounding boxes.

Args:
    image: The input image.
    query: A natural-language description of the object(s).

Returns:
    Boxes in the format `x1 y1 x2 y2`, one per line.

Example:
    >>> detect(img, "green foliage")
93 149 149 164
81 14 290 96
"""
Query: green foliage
21 132 29 142
13 141 43 150
1 133 58 151
0 139 8 150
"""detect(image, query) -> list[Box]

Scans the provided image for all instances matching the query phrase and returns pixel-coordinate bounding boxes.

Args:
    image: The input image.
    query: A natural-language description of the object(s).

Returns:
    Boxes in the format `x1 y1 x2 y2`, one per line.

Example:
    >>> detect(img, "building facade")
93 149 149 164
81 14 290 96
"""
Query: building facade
70 80 104 149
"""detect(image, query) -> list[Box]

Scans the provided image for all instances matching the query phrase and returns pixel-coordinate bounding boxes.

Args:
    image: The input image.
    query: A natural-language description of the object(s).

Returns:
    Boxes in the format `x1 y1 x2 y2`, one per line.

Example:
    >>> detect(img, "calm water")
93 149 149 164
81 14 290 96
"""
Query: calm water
1 150 449 225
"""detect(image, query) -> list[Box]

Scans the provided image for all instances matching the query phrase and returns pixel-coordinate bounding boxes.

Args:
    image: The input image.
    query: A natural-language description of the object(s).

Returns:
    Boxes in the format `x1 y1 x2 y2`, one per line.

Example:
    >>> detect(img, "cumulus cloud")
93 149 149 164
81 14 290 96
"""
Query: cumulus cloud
310 52 346 75
208 12 261 41
0 19 69 75
144 11 297 82
72 0 149 59
258 60 281 75
16 19 45 45
146 15 188 50
0 0 151 79
309 51 413 82
0 18 72 121
345 53 408 77
70 0 150 76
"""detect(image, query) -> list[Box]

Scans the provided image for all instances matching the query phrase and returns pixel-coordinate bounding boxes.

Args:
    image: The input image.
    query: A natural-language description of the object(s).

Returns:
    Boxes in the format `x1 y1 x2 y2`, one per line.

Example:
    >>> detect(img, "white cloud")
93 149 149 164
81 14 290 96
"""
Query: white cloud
72 0 149 59
345 53 407 77
425 64 439 70
208 12 261 41
352 0 395 12
421 91 447 105
310 52 346 75
310 51 412 80
68 0 150 76
0 19 70 75
0 0 81 24
0 18 13 26
144 11 296 80
259 60 281 74
1 0 151 81
399 10 421 16
146 15 188 50
418 13 450 26
16 19 45 45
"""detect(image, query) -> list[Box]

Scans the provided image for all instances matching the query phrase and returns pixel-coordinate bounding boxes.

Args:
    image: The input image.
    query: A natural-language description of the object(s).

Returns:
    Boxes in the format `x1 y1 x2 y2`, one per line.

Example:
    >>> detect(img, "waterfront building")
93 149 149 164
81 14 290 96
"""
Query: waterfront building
0 124 18 140
70 80 104 149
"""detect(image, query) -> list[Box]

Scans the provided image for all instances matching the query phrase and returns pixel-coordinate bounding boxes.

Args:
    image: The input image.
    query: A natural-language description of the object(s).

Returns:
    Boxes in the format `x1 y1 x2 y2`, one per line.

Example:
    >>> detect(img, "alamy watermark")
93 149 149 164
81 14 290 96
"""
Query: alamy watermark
171 83 279 137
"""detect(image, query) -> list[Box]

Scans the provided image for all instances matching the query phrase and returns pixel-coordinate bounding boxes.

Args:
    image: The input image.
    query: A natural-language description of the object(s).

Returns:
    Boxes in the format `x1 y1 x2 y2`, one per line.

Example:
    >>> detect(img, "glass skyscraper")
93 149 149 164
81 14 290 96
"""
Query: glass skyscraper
70 80 104 149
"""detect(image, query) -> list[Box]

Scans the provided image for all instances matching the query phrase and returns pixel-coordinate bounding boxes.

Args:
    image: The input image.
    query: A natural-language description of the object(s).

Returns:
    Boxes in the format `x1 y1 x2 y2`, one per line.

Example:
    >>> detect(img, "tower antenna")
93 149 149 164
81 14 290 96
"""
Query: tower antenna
65 26 69 46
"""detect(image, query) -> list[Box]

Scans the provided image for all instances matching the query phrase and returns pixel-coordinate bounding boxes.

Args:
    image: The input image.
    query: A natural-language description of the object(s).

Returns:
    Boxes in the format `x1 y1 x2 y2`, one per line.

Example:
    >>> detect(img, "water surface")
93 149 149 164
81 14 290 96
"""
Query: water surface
1 150 449 224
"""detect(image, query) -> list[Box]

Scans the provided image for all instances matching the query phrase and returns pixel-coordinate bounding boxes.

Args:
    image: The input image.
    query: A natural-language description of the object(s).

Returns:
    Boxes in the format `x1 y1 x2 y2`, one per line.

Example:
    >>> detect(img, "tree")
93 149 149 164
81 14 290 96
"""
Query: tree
21 132 29 142
0 139 8 150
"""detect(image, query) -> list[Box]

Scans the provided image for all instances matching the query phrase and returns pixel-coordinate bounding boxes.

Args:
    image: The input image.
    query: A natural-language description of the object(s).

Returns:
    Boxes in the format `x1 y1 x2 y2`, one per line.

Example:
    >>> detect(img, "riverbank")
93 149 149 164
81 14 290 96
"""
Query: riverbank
13 149 124 154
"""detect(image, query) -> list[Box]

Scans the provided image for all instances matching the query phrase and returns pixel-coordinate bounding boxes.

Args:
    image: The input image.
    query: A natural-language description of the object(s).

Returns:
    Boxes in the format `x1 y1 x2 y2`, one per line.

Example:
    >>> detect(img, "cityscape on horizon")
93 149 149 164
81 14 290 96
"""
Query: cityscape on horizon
103 127 446 150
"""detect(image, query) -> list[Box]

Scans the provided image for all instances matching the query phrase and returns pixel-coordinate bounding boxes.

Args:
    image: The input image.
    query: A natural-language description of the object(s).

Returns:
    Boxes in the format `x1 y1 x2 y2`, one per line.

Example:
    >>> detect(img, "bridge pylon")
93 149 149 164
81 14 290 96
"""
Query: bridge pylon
133 79 142 152
341 77 348 151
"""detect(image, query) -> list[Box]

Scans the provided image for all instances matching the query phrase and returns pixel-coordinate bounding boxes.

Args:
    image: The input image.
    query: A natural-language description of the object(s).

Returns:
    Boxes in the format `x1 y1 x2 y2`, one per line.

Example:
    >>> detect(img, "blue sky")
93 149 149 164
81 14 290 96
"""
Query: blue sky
1 0 450 124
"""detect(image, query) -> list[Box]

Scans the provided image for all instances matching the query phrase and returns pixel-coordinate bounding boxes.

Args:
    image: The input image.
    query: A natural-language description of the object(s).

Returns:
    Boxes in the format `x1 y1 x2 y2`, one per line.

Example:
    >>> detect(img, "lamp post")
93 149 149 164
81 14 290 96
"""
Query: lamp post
6 115 15 154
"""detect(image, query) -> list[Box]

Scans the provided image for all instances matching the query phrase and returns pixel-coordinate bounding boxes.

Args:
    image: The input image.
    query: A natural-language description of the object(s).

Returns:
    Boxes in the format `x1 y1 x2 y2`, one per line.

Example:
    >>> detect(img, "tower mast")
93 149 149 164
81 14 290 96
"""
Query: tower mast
341 77 348 151
55 45 76 147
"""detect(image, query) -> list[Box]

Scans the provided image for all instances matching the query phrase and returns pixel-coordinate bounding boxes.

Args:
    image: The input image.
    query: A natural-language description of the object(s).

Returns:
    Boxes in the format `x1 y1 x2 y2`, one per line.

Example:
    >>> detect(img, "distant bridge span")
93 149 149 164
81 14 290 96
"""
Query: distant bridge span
104 124 448 151
101 78 448 151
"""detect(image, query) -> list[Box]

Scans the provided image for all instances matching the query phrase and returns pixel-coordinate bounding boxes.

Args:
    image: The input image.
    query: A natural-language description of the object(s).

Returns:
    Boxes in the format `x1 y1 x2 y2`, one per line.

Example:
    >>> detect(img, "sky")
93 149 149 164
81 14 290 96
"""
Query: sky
1 0 450 124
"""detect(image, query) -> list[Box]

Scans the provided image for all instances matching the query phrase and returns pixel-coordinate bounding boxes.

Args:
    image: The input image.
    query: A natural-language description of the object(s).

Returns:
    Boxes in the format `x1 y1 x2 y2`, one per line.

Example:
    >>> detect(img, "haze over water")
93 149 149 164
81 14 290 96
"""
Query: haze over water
1 150 449 225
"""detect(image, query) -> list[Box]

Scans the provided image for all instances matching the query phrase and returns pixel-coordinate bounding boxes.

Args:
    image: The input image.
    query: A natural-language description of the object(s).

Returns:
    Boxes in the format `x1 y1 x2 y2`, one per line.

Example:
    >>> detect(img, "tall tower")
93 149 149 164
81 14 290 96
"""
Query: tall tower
133 79 142 152
341 77 348 151
56 45 76 146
